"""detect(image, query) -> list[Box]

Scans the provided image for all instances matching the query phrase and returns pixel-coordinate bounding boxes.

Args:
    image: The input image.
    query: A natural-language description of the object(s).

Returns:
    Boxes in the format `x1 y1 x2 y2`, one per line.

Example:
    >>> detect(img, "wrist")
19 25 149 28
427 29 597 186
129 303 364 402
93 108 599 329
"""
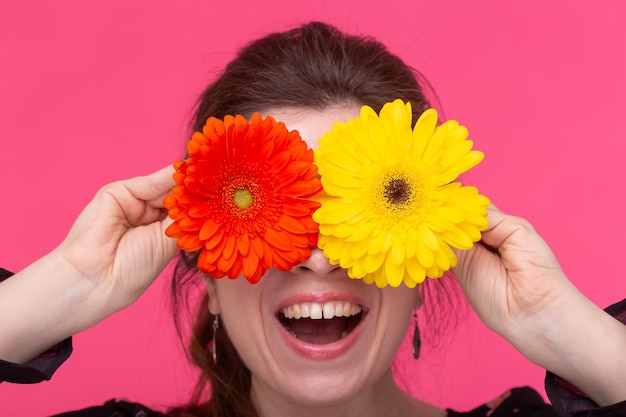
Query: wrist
507 288 626 406
0 250 109 363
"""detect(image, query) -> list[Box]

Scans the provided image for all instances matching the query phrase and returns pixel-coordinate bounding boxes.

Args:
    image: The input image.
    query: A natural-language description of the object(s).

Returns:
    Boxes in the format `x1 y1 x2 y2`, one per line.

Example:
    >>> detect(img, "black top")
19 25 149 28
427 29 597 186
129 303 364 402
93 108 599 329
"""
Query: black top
1 268 624 417
49 387 557 417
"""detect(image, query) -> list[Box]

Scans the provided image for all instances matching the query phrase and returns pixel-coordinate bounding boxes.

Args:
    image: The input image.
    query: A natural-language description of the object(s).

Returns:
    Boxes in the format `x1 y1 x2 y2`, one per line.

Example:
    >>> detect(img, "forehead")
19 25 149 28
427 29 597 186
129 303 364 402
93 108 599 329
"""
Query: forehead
264 106 361 149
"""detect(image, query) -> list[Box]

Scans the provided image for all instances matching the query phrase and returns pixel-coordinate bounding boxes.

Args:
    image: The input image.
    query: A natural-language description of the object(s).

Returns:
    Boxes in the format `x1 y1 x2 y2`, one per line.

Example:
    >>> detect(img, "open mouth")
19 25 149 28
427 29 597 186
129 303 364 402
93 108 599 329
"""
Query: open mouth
277 301 364 345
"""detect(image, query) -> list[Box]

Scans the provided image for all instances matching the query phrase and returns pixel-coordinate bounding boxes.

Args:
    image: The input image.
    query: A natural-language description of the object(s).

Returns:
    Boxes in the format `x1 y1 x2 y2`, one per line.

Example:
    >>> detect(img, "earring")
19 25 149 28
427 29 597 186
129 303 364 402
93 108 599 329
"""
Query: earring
210 314 219 365
412 311 421 360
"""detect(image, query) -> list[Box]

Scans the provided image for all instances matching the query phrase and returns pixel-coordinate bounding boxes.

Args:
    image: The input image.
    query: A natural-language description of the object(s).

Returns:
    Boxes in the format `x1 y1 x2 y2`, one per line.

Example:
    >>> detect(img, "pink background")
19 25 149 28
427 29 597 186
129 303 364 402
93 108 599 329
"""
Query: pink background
1 1 625 415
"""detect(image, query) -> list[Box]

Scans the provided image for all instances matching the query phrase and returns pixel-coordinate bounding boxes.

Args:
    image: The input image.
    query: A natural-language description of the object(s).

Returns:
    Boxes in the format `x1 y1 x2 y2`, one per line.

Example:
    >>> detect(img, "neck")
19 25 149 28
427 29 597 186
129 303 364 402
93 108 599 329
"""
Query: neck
249 368 444 417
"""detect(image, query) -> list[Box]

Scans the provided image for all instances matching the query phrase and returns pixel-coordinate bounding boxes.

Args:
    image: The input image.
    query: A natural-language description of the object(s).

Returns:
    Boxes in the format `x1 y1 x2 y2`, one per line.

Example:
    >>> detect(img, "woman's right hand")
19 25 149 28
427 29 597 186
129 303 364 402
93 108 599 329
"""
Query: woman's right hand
58 166 178 310
0 166 178 363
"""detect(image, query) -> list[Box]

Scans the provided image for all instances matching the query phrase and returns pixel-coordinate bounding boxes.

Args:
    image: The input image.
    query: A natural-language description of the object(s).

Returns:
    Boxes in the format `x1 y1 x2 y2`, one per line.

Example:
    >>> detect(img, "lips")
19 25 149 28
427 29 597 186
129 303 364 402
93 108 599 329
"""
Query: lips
276 299 365 354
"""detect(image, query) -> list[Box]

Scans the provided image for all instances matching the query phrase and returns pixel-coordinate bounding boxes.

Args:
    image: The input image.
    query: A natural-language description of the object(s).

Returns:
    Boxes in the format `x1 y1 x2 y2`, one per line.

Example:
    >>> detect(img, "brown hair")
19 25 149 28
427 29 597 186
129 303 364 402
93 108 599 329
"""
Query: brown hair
169 21 443 417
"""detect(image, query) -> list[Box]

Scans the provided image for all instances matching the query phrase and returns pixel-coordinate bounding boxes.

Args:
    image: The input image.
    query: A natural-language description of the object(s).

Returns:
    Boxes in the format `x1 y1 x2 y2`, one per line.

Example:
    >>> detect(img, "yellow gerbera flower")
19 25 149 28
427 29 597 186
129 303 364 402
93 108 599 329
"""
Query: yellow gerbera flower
313 99 490 288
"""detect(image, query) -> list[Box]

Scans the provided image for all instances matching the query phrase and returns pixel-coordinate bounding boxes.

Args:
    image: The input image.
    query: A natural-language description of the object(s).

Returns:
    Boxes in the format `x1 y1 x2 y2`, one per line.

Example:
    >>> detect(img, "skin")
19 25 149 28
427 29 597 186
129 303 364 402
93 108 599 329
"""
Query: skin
0 167 178 363
207 250 436 417
206 106 439 417
0 106 624 414
455 206 626 406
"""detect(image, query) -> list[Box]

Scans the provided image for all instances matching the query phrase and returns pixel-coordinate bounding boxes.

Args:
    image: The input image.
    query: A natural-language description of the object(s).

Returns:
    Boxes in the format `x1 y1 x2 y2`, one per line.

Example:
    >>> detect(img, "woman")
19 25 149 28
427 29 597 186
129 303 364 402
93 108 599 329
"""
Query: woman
1 22 625 417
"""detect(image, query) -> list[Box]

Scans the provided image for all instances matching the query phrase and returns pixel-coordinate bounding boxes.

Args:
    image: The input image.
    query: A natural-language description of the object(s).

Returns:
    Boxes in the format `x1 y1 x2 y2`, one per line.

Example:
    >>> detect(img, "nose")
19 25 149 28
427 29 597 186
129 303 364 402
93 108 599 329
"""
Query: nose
293 248 342 276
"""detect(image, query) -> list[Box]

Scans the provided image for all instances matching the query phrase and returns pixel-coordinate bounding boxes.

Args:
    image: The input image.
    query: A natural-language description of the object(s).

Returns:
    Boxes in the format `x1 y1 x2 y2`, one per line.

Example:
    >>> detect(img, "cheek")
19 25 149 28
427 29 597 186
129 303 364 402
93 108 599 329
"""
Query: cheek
379 286 421 332
212 278 266 345
214 278 264 317
381 286 422 309
212 279 276 374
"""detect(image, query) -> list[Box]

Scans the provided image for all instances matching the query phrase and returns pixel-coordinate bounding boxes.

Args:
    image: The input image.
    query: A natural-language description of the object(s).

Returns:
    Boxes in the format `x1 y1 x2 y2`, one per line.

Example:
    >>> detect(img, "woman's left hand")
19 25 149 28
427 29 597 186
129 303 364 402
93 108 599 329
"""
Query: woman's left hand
453 205 626 406
453 205 570 342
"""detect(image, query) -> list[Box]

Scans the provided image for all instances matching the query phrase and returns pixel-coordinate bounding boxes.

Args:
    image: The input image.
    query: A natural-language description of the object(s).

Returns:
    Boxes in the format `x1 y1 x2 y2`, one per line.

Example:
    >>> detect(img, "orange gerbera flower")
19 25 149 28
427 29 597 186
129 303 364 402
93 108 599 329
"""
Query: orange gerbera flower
164 113 322 283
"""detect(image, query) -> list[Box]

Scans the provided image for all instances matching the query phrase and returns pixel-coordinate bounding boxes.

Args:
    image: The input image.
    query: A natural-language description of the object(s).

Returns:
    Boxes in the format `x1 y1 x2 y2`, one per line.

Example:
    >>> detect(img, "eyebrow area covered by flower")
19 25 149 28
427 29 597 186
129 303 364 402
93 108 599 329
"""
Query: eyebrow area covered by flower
313 99 490 288
164 113 322 283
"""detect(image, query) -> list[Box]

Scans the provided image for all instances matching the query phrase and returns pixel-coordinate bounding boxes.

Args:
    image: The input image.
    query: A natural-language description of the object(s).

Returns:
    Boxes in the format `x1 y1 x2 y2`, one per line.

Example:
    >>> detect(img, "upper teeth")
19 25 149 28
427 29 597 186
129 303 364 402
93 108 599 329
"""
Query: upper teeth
280 301 362 320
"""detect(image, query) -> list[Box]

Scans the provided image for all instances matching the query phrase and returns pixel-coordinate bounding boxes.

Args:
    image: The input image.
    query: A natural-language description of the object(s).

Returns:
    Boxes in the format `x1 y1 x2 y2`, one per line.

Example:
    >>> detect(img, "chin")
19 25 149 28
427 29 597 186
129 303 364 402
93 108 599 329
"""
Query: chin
255 370 374 408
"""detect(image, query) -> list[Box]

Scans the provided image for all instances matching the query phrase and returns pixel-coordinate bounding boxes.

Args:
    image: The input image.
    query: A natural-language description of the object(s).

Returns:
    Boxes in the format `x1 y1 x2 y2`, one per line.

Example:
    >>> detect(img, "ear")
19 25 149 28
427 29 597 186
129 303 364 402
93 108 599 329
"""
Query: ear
204 276 221 315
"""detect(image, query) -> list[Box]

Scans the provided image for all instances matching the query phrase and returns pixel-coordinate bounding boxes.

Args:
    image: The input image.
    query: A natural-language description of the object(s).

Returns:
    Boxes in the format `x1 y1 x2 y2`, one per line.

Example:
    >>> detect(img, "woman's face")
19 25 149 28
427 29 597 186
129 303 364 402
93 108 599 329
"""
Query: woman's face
206 106 421 408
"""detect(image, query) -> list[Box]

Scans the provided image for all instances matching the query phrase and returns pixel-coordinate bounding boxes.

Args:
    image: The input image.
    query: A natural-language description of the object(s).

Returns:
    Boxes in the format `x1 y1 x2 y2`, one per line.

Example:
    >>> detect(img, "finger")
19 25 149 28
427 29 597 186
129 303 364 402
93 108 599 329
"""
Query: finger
124 165 176 202
104 166 176 227
452 203 503 258
478 204 535 251
161 218 178 258
480 204 563 275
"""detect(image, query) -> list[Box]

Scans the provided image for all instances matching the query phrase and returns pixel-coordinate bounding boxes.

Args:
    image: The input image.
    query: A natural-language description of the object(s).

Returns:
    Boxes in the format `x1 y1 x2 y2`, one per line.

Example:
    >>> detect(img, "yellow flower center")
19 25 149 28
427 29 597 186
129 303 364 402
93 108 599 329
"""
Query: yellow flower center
383 177 412 207
379 172 419 210
371 170 428 225
233 189 253 209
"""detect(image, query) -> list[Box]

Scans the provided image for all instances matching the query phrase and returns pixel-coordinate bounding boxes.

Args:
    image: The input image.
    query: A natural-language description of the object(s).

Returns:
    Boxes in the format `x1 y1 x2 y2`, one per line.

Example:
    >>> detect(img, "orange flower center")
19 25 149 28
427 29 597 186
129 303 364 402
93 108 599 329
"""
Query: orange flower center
233 189 253 209
216 164 281 237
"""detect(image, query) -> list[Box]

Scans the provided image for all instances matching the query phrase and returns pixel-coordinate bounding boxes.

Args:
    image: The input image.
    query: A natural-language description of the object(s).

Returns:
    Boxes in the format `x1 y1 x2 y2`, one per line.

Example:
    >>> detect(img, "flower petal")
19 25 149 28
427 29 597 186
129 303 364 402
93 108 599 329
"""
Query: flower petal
164 112 321 282
315 101 489 288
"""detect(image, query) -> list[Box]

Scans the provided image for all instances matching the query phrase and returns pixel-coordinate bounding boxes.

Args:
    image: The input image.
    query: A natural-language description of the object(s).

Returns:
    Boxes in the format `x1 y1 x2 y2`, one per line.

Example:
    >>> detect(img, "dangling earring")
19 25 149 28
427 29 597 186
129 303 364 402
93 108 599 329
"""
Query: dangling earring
210 314 219 366
412 311 421 360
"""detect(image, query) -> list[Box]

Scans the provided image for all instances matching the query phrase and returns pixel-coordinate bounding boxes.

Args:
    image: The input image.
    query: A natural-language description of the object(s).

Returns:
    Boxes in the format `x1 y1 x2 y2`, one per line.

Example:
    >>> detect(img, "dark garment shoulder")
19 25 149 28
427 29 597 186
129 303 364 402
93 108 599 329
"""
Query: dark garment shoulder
50 387 554 417
447 386 557 417
50 399 167 417
0 268 72 383
0 267 12 281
